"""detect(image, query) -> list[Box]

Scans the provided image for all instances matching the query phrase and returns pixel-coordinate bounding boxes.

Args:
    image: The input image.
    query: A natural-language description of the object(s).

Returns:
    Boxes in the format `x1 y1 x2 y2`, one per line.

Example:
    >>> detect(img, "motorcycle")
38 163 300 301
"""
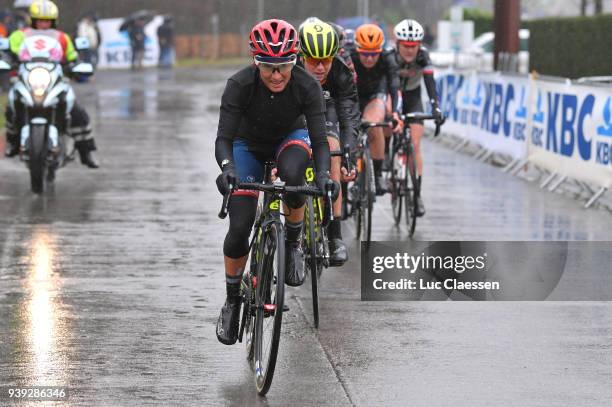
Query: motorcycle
0 35 93 193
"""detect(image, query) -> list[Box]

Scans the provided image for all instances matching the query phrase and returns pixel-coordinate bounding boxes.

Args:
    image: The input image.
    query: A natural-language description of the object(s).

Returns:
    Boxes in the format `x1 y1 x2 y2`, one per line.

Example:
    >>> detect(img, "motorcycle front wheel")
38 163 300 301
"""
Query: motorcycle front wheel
28 124 48 194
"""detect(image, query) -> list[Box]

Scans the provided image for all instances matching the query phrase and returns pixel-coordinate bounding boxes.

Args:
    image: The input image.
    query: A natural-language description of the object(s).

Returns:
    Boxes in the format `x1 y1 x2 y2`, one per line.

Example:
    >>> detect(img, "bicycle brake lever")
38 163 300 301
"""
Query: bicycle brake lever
218 187 232 219
342 144 353 174
323 182 335 225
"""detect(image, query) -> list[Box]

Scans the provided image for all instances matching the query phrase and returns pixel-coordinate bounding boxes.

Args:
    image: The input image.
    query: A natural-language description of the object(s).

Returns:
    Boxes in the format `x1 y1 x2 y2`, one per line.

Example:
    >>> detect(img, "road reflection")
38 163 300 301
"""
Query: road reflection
20 228 71 392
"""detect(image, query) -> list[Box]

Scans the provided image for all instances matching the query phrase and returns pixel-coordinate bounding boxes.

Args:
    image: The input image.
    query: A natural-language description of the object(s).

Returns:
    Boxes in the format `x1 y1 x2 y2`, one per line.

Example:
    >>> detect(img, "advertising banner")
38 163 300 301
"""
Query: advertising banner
431 69 612 188
97 16 163 69
434 69 530 160
527 80 612 188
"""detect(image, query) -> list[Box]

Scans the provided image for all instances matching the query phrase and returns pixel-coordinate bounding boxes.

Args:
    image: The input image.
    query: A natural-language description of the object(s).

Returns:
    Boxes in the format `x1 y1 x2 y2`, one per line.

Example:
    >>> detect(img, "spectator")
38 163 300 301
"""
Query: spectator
76 13 101 67
128 18 146 70
12 8 29 31
157 15 175 68
0 11 8 37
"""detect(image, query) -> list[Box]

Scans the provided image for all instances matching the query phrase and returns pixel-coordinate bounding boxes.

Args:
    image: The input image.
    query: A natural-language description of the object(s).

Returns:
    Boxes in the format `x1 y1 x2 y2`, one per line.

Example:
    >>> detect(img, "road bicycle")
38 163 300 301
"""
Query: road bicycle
218 162 331 395
347 121 391 249
388 113 440 236
302 149 346 328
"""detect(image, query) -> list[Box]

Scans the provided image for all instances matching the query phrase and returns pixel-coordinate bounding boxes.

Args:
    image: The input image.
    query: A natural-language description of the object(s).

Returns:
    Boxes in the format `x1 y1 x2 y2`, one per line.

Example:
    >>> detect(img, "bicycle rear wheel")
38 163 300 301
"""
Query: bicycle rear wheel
303 196 320 328
241 271 255 361
253 222 285 395
243 208 264 361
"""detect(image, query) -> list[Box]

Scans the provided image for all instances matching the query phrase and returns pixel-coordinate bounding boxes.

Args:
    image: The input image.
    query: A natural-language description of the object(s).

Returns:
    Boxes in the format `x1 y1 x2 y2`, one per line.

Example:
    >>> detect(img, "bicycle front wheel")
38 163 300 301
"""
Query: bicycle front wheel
390 143 407 226
353 158 363 240
362 148 375 248
304 196 320 328
405 142 419 237
253 221 285 395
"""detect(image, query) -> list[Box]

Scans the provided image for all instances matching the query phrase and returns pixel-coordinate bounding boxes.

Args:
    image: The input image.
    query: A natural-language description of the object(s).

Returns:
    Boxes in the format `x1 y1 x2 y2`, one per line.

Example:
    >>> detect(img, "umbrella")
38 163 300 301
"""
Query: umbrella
13 0 34 8
119 9 154 32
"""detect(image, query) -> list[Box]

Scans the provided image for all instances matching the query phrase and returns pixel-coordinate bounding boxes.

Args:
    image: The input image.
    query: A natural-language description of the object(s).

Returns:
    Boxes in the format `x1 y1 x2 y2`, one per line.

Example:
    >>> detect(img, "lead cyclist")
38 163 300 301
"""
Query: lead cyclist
214 19 337 345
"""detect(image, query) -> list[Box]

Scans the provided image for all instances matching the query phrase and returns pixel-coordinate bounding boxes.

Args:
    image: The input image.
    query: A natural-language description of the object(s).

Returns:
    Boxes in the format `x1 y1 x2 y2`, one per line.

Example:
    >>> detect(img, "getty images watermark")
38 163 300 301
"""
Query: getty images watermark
361 241 612 301
371 250 497 291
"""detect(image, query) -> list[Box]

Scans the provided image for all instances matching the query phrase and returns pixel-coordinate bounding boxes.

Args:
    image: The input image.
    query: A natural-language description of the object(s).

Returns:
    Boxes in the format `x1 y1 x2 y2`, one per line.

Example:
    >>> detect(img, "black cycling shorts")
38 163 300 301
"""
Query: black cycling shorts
358 92 387 113
402 87 424 125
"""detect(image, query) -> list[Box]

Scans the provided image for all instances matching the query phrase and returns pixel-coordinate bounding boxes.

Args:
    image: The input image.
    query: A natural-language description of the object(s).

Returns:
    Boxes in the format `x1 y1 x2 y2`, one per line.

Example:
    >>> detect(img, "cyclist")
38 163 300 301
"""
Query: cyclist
393 19 444 216
298 20 359 266
343 29 356 52
4 0 99 168
215 19 336 345
327 22 356 82
350 23 402 195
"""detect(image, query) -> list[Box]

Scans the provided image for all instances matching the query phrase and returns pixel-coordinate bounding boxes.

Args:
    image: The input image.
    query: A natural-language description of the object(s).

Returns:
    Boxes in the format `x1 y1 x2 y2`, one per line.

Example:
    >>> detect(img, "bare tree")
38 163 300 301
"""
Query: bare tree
594 0 603 14
581 0 588 15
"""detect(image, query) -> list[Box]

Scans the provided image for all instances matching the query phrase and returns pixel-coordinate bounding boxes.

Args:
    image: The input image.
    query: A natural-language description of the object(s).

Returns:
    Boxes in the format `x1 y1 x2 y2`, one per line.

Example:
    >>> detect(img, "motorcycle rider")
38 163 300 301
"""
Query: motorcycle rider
215 19 337 345
393 19 445 216
298 20 359 266
4 0 99 168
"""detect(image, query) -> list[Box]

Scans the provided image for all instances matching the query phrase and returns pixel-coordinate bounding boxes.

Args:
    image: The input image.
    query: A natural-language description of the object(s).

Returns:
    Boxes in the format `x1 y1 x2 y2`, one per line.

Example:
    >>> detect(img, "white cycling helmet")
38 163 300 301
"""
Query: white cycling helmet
394 19 424 43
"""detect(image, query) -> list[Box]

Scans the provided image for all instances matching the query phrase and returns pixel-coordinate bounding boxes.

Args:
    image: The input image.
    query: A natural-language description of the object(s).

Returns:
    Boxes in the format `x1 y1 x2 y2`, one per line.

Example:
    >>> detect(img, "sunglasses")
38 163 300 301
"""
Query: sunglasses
358 50 381 58
254 58 296 74
304 56 334 67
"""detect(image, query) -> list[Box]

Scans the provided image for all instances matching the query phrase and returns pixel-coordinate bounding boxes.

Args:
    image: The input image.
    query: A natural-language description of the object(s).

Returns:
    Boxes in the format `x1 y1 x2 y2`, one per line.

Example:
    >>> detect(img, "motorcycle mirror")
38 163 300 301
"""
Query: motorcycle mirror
72 62 94 76
0 38 9 51
0 60 11 72
74 37 91 51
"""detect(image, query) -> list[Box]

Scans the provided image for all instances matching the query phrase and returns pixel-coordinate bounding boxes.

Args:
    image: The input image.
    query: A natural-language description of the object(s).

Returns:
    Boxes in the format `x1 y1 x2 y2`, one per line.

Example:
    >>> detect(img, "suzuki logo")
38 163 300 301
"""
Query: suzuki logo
34 39 47 50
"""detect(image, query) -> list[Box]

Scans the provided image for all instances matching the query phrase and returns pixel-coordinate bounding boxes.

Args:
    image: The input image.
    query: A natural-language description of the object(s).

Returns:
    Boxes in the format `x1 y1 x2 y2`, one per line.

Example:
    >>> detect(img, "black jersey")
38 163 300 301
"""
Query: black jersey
215 64 330 174
350 48 401 112
299 56 360 148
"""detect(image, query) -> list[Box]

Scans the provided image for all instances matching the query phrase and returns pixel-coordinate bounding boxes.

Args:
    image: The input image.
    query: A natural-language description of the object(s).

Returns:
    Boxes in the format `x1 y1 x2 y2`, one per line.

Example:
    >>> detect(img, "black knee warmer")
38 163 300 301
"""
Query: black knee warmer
277 145 310 209
223 195 257 259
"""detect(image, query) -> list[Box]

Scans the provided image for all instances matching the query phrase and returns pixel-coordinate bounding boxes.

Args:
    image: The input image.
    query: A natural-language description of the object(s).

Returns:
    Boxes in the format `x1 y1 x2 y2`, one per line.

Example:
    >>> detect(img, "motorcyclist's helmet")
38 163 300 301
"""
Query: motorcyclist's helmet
29 0 58 28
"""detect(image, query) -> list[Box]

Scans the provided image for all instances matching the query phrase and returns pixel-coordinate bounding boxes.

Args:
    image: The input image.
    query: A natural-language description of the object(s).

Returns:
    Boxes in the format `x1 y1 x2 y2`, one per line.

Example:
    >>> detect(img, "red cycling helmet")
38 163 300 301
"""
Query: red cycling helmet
249 19 300 62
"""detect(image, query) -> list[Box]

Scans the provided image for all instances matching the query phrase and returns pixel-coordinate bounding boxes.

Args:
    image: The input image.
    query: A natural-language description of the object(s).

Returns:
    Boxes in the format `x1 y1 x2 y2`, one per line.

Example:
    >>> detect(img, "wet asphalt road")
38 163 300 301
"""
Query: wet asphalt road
1 68 611 406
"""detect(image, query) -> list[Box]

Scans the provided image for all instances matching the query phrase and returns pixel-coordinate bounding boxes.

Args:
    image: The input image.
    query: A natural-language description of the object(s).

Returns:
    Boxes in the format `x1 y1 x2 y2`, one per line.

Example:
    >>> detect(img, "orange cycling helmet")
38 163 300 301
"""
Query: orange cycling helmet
355 23 384 52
